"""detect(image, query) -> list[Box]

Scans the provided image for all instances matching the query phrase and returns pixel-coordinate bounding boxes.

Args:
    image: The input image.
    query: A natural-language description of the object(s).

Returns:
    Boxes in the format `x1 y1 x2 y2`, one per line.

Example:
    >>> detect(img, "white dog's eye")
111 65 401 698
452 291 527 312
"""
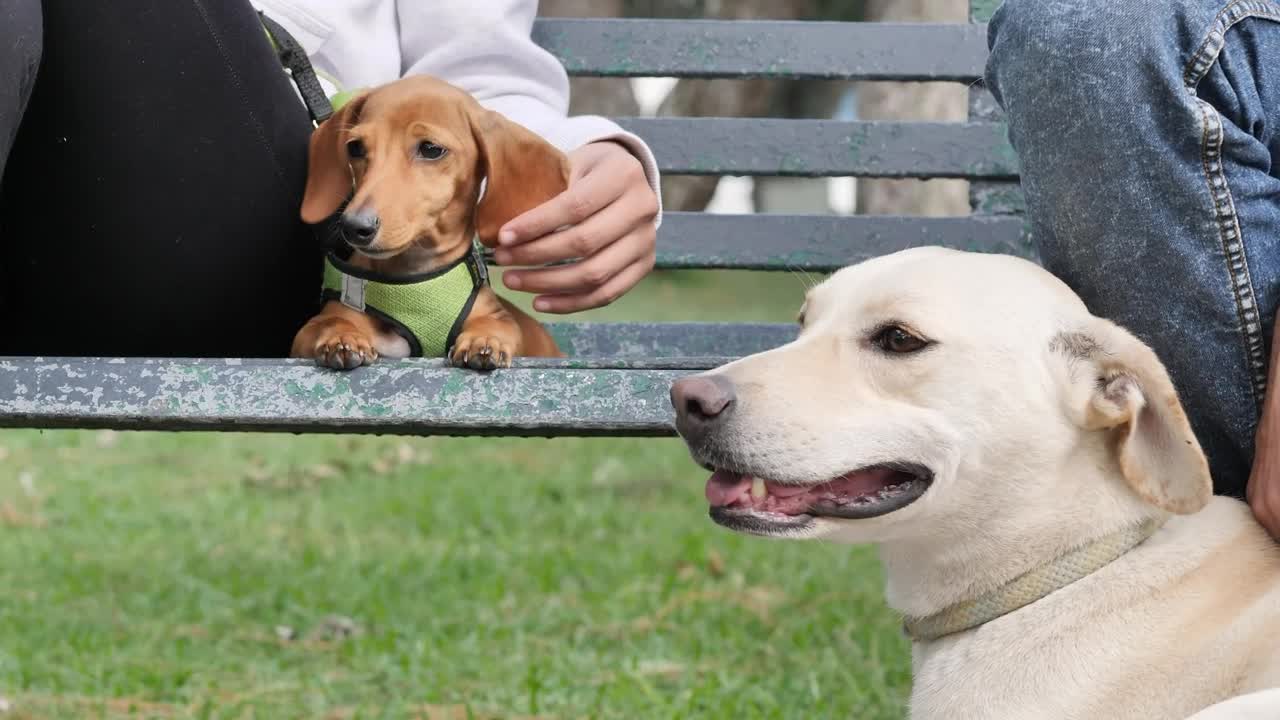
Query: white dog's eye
872 325 930 354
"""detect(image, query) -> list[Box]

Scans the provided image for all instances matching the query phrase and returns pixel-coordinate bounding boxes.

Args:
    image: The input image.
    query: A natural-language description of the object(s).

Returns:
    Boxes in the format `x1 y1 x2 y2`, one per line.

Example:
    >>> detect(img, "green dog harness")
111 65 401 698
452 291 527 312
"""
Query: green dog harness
321 244 489 358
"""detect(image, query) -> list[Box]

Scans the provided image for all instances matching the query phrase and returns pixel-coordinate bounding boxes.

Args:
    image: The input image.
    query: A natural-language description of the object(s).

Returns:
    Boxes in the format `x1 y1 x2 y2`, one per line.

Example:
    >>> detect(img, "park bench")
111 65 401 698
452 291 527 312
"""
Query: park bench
0 1 1025 437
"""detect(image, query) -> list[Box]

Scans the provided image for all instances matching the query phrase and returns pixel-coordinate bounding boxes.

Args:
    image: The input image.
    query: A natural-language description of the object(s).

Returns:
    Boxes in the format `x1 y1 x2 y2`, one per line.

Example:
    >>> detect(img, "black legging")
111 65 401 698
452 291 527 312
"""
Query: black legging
0 0 320 358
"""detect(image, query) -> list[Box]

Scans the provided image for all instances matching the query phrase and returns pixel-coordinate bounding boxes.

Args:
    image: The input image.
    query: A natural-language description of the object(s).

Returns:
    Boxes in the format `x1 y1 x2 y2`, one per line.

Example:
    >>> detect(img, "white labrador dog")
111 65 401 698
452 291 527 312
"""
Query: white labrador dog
671 247 1280 720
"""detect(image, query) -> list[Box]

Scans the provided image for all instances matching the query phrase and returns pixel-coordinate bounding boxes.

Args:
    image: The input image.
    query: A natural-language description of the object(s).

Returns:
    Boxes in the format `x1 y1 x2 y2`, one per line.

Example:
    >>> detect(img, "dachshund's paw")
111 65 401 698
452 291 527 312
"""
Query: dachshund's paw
450 334 516 371
315 333 378 370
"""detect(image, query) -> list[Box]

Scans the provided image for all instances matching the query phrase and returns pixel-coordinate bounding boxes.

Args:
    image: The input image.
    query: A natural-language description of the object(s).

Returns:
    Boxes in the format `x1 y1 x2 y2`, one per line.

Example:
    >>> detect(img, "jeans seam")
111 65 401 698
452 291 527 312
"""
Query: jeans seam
1182 0 1280 411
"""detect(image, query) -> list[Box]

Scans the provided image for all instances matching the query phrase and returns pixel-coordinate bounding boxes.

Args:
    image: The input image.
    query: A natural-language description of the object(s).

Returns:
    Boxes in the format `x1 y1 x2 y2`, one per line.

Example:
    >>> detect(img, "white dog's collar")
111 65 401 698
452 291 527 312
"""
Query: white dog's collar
903 517 1166 642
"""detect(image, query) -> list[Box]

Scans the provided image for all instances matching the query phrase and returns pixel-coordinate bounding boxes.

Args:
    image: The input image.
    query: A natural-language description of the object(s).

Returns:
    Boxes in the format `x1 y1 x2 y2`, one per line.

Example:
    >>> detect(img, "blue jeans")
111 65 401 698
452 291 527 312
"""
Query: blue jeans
987 0 1280 498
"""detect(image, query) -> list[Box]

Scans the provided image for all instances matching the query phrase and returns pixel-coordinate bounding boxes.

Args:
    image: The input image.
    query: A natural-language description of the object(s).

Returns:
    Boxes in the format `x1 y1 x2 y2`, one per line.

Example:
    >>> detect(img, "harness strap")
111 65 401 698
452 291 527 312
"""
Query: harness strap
259 12 333 125
321 241 490 358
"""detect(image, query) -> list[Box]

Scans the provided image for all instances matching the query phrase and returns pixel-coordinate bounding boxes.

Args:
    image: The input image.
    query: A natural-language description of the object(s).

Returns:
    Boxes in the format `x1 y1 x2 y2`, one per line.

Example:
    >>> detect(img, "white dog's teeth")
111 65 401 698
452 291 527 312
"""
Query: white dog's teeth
751 477 765 500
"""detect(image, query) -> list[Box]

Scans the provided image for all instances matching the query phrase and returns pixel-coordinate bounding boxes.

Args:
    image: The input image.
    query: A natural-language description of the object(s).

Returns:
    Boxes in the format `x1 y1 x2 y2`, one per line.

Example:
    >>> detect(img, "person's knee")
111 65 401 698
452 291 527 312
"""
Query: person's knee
986 0 1180 112
0 0 43 103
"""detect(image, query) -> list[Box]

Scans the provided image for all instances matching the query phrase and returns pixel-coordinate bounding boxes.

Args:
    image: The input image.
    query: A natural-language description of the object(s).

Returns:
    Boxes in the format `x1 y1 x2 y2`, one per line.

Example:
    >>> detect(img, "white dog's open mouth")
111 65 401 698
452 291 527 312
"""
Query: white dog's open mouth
705 463 932 532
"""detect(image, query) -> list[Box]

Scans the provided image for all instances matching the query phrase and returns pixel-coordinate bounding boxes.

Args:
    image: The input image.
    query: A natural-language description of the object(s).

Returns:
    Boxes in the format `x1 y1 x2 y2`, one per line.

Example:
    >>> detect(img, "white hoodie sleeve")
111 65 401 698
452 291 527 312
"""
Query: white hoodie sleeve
395 0 662 225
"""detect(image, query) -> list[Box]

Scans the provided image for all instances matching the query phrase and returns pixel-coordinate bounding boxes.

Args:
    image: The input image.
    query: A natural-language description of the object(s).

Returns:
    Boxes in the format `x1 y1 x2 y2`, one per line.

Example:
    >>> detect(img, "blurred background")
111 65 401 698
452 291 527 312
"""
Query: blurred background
542 0 970 219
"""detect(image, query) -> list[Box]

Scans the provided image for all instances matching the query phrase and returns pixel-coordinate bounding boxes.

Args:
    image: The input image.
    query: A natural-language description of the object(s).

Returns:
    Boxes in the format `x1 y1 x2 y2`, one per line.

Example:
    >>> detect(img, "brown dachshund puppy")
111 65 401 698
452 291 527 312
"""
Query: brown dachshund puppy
290 75 564 370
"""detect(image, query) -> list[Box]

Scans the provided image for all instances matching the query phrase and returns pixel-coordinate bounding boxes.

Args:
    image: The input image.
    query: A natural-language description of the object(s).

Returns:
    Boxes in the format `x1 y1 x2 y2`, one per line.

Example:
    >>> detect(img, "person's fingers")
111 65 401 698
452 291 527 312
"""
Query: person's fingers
503 226 652 296
496 163 627 246
1252 495 1280 540
495 185 656 267
531 252 656 314
1250 468 1279 537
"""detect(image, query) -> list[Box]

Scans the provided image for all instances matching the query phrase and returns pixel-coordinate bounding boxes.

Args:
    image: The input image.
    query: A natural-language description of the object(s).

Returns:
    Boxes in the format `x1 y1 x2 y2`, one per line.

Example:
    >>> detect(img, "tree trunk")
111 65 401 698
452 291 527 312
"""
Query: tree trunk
537 0 640 118
854 0 969 217
653 0 823 212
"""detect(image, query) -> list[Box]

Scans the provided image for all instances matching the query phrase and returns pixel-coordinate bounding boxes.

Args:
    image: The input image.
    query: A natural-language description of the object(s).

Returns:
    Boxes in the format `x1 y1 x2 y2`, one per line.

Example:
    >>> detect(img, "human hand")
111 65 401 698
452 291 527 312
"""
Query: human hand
493 140 658 313
1248 309 1280 541
1249 404 1280 541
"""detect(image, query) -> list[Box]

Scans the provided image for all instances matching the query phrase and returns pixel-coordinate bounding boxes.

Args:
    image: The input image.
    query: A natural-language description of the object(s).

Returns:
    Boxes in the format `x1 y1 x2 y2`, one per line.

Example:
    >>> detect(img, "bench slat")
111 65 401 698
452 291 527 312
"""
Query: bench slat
532 19 988 81
614 119 1017 178
546 322 796 358
0 358 692 436
649 213 1031 270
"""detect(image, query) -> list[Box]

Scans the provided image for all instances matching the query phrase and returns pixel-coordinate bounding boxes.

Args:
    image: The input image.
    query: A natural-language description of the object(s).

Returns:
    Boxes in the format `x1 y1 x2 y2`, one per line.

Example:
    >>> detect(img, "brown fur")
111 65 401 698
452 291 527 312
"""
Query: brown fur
291 75 566 370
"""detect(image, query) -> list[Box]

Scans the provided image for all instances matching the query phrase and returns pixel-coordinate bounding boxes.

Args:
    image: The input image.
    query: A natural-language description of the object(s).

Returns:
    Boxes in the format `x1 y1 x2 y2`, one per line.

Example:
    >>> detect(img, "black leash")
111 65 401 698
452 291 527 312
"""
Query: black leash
259 12 333 125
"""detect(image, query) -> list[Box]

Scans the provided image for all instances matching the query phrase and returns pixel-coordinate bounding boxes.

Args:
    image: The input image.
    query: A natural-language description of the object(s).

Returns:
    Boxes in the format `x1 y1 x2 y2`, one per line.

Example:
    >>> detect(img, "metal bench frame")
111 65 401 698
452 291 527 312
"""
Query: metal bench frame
0 1 1022 437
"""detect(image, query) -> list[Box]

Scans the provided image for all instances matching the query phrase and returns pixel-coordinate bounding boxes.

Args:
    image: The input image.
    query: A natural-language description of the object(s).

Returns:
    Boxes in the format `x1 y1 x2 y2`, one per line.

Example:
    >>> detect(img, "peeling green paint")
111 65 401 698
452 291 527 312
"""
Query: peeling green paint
284 377 353 401
438 373 467 401
779 154 807 174
969 0 1001 23
972 183 1027 216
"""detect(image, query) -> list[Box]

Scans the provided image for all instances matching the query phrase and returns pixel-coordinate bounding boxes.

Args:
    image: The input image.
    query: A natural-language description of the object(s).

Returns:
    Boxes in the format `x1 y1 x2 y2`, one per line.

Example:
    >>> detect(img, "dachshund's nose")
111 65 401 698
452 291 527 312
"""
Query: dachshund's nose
341 210 380 247
671 374 736 443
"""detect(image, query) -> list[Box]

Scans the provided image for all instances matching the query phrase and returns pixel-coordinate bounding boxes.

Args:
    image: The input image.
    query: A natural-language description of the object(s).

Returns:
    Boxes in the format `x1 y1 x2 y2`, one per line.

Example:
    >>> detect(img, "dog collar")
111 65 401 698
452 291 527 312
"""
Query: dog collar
320 241 488 358
902 516 1166 643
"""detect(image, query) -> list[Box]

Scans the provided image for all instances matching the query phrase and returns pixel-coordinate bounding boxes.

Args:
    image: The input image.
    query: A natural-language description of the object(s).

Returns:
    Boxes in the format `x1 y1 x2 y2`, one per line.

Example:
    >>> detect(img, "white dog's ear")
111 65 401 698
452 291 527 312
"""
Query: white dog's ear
1058 320 1212 514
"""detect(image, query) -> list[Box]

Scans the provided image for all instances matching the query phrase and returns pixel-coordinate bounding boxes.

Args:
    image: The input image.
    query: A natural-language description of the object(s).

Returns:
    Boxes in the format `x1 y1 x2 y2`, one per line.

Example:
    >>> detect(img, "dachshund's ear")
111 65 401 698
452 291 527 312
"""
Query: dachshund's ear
300 93 370 224
467 106 570 247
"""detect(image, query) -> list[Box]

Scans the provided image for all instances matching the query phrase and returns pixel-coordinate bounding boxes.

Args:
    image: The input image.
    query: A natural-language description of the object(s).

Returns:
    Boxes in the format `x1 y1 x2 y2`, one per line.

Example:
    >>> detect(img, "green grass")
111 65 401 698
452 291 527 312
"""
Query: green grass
0 271 910 719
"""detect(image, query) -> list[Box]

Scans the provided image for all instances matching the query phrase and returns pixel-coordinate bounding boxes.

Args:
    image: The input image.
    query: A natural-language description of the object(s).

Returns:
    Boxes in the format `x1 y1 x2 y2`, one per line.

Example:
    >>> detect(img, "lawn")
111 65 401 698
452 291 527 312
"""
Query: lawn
0 271 910 719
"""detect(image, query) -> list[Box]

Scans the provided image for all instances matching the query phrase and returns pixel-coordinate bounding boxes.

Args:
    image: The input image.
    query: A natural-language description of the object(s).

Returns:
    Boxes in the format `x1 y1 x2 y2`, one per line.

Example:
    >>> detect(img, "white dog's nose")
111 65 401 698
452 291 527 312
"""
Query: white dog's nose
671 375 735 443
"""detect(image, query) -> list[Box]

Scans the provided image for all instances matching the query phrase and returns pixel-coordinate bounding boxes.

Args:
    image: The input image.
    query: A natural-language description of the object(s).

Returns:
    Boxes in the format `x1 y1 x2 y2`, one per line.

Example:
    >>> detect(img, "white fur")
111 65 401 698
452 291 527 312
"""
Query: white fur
688 247 1280 719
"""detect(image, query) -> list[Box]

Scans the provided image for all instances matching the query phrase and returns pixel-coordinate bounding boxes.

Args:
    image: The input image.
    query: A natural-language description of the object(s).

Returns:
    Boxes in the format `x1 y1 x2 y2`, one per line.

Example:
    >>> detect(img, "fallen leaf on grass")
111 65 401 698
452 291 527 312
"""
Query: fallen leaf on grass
620 586 787 634
311 614 363 641
243 462 271 485
398 442 433 466
16 472 36 498
410 705 557 720
263 615 363 649
174 625 209 639
636 659 687 678
0 501 45 529
678 549 727 581
330 704 535 720
706 549 726 577
11 693 183 717
590 457 626 487
590 659 722 687
243 461 347 491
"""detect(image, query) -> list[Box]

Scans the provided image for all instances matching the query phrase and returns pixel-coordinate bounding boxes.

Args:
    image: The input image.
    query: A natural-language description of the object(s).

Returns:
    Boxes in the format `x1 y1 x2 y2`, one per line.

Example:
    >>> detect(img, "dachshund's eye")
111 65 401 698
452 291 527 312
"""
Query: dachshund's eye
346 139 367 160
871 325 930 354
416 141 448 161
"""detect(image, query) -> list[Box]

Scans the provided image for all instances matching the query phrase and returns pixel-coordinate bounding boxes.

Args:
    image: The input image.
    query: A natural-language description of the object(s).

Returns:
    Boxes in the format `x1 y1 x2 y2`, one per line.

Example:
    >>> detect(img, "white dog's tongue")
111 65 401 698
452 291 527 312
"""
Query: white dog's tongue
705 470 752 506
